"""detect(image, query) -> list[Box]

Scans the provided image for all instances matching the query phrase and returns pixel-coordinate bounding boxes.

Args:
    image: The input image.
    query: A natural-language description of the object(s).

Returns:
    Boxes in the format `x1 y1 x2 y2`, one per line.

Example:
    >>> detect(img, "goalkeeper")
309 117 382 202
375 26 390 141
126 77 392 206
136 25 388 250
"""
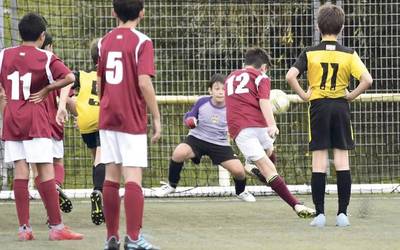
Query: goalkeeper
155 74 256 202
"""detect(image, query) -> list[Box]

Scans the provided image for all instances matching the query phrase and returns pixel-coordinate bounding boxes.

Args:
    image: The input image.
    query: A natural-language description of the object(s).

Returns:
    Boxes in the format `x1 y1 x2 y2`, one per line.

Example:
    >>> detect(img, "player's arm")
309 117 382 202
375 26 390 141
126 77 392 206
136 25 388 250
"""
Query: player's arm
66 96 77 116
0 84 6 115
346 52 373 101
286 49 311 101
286 67 311 101
29 73 75 103
259 98 279 138
183 97 208 129
139 75 161 143
56 83 73 125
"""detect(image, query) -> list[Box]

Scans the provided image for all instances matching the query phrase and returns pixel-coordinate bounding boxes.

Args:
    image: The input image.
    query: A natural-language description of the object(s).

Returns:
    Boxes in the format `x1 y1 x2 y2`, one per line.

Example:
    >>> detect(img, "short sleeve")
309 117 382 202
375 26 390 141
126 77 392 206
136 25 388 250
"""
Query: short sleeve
137 40 155 77
292 49 307 75
256 76 271 99
350 51 368 80
50 55 71 81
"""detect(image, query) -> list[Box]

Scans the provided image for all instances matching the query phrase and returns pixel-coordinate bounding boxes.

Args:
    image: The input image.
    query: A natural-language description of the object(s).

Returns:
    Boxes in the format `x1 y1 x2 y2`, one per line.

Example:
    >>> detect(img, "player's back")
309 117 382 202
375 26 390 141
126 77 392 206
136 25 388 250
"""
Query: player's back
75 70 99 134
296 40 367 100
0 45 56 140
98 27 155 134
224 67 270 139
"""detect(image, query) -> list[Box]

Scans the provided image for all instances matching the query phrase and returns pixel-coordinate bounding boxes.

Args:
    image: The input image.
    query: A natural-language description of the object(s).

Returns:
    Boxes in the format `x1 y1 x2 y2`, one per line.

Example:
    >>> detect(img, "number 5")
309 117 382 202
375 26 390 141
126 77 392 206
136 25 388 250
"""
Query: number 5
106 51 123 84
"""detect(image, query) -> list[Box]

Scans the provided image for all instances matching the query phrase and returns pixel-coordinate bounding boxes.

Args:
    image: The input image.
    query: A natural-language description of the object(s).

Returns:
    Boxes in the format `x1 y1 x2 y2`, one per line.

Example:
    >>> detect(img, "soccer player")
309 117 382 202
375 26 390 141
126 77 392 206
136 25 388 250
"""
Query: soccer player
31 32 74 214
225 47 315 219
155 74 256 202
0 13 83 240
97 1 161 249
286 3 373 227
69 38 105 225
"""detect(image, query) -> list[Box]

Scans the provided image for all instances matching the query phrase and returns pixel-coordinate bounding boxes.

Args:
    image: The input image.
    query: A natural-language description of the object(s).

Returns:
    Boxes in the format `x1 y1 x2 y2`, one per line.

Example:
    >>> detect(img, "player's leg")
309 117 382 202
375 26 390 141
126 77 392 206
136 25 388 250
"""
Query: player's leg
53 156 73 213
154 138 196 197
100 130 122 246
220 159 255 202
119 132 160 250
309 149 329 227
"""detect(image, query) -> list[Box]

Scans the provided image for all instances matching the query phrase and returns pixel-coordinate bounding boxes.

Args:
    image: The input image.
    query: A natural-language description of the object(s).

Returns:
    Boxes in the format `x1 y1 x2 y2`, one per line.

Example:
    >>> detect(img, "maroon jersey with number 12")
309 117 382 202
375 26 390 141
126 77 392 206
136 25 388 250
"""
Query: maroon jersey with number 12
224 67 271 139
97 27 155 134
0 45 71 141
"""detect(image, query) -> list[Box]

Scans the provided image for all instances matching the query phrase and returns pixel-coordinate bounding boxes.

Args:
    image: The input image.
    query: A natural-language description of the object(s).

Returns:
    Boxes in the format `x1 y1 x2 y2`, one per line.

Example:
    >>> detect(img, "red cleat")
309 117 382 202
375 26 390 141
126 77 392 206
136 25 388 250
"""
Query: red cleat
18 230 34 241
49 226 84 240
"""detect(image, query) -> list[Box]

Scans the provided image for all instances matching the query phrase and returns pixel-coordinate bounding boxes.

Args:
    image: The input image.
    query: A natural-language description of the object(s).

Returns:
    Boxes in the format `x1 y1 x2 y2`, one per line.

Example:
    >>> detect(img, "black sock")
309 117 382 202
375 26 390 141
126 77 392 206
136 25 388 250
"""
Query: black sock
93 163 105 192
168 159 184 188
337 170 351 215
233 177 246 195
311 172 326 215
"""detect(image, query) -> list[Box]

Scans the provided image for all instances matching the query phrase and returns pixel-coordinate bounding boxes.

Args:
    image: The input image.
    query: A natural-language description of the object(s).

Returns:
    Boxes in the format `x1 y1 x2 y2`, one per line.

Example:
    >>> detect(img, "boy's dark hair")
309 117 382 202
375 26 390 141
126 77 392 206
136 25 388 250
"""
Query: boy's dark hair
90 38 100 65
317 3 345 36
40 32 53 49
208 73 225 89
113 0 144 23
18 13 47 42
244 48 272 68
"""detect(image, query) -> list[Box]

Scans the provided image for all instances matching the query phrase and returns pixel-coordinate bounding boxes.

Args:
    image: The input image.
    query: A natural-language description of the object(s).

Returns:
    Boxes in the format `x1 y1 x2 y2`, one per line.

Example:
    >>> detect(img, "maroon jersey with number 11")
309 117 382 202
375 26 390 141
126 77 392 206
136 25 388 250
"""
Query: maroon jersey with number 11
0 45 71 141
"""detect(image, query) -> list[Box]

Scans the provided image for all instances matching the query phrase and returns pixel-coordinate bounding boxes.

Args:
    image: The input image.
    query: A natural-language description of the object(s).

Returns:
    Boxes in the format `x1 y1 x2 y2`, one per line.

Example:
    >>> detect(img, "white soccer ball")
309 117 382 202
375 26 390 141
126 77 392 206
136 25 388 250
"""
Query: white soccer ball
270 89 290 114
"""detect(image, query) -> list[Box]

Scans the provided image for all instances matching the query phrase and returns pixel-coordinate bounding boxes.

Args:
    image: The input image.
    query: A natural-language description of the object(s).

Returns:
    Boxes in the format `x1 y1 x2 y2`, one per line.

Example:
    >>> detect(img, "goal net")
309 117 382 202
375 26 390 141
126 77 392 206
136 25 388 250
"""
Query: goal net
0 1 399 199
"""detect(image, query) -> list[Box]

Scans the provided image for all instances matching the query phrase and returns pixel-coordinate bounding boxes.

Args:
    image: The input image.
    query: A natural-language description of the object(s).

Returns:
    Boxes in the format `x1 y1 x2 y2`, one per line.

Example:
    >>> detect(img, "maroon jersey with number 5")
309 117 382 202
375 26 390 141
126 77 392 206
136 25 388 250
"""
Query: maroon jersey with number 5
0 45 71 141
224 67 271 139
97 27 155 134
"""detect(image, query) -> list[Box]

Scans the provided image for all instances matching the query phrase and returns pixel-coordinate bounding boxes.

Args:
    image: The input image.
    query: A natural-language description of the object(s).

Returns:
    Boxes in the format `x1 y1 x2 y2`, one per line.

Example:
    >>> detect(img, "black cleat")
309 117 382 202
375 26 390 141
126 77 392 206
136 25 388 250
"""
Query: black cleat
90 190 105 225
244 162 268 184
57 185 73 213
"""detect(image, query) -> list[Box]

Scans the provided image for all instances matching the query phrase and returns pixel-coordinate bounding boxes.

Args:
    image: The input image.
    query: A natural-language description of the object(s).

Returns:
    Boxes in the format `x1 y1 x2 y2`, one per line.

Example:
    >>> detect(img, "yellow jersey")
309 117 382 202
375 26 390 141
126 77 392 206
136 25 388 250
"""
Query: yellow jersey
74 70 99 134
293 39 369 101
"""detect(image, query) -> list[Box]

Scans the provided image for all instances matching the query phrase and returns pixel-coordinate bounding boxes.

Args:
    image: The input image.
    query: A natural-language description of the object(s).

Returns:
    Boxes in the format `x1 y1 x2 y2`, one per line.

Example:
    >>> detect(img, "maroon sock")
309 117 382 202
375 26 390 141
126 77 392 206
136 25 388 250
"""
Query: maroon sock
34 176 45 201
103 180 120 240
269 152 277 164
125 182 144 241
269 175 299 208
53 163 65 186
39 179 62 225
13 179 30 226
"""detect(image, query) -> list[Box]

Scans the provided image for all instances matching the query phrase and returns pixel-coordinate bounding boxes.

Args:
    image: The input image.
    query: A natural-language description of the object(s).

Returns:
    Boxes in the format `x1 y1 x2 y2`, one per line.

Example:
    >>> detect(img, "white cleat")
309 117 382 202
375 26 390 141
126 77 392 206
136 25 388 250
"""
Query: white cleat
294 204 316 218
336 213 350 227
310 214 326 227
236 190 256 202
154 183 176 197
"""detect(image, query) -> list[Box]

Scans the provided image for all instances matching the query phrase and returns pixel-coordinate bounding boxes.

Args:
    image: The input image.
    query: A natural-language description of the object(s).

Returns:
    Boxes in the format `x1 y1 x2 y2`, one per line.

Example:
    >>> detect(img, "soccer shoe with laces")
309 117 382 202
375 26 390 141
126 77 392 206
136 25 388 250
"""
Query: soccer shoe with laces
153 183 175 197
310 214 326 227
18 225 34 241
244 161 268 184
336 213 350 227
49 226 84 240
294 204 316 218
104 236 120 250
124 235 160 250
57 185 73 213
90 190 105 225
236 190 256 202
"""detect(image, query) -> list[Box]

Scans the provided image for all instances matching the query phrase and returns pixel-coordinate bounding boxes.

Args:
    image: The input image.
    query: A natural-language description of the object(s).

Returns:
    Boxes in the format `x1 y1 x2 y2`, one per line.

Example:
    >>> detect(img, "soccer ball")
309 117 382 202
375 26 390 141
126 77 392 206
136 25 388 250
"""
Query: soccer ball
270 89 290 114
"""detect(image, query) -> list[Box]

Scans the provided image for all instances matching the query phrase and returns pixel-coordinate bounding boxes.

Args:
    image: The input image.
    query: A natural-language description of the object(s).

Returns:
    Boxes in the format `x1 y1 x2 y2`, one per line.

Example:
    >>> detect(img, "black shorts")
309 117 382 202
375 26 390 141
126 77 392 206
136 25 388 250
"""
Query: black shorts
309 98 355 151
81 131 100 149
185 135 237 165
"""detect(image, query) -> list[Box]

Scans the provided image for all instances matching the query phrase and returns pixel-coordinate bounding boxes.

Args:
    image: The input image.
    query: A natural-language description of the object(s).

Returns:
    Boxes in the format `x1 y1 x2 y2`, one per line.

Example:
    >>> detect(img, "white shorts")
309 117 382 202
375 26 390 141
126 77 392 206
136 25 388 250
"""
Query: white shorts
99 129 148 167
52 139 64 159
4 138 53 163
235 127 275 162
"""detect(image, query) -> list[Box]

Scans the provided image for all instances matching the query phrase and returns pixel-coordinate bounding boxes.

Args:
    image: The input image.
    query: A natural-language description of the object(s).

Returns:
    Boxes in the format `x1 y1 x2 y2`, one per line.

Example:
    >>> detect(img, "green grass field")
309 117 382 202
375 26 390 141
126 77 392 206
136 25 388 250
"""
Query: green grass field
0 194 399 250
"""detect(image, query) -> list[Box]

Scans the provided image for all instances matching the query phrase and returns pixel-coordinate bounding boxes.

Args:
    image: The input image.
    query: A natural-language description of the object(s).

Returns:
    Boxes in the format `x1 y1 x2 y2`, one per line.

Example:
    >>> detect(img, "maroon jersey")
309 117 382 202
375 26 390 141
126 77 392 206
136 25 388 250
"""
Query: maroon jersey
225 67 271 139
44 89 63 140
0 45 71 140
97 27 155 134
